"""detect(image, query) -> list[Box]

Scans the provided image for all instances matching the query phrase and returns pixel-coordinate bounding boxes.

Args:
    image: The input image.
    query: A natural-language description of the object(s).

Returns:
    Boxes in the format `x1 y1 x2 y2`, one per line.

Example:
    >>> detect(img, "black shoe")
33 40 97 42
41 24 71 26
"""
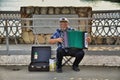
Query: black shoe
72 66 80 72
56 68 62 73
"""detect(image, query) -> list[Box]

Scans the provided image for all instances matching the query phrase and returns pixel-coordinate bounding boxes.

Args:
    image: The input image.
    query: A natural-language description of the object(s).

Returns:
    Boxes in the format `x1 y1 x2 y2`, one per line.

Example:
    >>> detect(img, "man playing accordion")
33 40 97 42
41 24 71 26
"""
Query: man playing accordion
49 17 90 73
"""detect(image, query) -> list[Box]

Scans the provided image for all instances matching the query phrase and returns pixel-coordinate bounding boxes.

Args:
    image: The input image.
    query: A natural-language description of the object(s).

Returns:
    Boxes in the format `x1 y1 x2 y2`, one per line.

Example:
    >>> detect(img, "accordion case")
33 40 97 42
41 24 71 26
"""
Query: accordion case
28 46 51 71
63 30 88 49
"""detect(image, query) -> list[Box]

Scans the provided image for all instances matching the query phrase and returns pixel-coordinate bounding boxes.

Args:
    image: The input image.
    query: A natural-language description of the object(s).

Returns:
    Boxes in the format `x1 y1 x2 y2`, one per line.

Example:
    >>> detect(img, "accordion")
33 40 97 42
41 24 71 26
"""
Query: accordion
63 30 88 49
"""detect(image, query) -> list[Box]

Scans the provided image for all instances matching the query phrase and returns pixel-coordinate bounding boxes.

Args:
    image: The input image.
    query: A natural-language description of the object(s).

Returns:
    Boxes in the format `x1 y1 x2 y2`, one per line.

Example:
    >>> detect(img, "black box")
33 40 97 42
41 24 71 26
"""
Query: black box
28 46 51 71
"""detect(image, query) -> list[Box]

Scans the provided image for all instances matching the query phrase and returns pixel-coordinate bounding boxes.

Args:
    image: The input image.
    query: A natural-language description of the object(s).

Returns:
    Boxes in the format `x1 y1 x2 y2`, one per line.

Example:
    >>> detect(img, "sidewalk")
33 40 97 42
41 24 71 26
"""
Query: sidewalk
0 65 119 80
0 44 120 66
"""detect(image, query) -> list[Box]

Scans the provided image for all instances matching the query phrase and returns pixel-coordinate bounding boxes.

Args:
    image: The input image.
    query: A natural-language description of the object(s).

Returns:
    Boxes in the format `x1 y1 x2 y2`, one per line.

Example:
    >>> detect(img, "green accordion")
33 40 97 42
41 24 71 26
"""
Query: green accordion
63 30 88 49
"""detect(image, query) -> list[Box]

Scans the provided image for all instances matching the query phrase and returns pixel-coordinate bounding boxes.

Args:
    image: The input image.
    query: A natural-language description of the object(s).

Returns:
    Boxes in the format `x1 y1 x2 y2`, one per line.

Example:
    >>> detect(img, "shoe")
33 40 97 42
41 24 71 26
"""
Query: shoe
56 68 63 73
72 66 80 72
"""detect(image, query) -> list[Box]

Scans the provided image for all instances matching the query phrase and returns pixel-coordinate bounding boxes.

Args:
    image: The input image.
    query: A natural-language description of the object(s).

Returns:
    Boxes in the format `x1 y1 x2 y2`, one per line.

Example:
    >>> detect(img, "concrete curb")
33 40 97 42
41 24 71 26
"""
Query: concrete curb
0 54 120 66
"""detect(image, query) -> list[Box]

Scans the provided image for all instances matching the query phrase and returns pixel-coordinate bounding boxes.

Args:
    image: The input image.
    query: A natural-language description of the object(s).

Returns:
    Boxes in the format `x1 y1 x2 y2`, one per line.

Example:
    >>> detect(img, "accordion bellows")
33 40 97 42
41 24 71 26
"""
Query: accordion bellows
63 30 88 49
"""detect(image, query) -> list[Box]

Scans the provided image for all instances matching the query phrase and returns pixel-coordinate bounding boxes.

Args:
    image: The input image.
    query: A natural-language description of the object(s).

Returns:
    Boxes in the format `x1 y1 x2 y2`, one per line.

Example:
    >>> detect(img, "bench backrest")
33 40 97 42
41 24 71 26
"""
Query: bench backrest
32 14 79 34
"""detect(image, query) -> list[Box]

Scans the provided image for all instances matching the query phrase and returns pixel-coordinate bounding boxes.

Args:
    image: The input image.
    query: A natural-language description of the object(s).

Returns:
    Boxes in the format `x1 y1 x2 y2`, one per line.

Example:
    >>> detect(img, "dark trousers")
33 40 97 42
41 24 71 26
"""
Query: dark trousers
56 47 85 68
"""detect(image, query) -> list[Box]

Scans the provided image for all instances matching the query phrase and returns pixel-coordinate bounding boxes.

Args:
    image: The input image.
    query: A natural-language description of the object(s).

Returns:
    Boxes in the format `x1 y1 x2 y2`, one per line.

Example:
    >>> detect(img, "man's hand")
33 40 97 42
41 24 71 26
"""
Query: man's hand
49 37 64 44
86 37 91 43
56 38 64 43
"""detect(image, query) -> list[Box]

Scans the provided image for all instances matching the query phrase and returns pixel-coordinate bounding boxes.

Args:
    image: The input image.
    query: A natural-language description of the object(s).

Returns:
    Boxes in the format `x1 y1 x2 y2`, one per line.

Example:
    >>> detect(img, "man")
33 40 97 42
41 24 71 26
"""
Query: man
49 17 89 73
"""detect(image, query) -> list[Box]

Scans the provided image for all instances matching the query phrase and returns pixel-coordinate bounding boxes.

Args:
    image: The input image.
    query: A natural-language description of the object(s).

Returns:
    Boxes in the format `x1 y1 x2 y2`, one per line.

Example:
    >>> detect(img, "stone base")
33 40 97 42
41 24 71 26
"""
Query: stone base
0 54 120 66
81 55 120 66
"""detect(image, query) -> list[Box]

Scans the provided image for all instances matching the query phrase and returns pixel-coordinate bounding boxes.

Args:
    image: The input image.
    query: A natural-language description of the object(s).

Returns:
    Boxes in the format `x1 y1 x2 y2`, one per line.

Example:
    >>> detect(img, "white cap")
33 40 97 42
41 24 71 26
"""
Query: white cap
59 17 69 22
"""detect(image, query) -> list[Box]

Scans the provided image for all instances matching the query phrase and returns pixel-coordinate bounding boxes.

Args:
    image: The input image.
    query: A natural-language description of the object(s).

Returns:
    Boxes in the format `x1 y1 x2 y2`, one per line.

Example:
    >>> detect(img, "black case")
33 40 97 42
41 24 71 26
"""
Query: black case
28 46 51 71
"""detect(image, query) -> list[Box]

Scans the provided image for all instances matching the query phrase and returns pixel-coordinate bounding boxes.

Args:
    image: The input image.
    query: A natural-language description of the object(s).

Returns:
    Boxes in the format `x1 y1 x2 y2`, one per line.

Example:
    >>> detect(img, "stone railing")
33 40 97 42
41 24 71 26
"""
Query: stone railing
91 10 120 45
0 11 22 44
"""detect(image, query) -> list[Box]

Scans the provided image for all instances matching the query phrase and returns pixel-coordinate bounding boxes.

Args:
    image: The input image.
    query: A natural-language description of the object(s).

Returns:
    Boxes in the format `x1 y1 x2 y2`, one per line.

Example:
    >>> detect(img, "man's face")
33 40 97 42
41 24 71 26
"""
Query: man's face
60 21 69 31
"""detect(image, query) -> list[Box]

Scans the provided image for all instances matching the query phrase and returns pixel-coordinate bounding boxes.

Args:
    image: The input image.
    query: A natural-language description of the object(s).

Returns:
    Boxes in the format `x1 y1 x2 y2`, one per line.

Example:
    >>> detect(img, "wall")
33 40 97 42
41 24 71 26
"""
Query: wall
20 6 92 44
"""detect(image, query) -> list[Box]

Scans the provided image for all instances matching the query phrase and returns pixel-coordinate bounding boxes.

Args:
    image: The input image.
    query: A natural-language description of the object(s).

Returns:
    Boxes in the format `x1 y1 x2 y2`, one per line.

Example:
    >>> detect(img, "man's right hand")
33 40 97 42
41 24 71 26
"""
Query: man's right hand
56 38 63 43
49 37 64 44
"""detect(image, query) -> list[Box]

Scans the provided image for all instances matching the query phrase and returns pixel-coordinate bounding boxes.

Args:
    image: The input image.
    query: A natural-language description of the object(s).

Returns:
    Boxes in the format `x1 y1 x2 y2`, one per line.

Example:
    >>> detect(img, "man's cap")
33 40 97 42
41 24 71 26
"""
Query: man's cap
59 17 69 22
